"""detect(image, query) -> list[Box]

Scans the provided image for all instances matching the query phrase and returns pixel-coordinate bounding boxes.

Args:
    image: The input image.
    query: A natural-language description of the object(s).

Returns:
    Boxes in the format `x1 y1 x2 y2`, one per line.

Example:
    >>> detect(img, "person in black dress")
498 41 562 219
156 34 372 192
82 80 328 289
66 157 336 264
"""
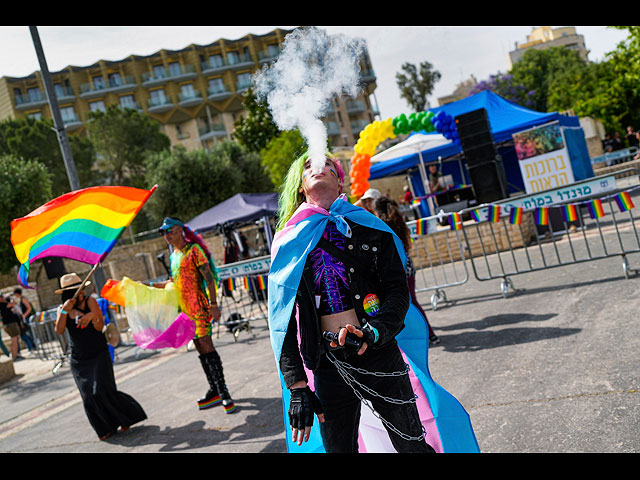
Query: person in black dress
54 273 147 441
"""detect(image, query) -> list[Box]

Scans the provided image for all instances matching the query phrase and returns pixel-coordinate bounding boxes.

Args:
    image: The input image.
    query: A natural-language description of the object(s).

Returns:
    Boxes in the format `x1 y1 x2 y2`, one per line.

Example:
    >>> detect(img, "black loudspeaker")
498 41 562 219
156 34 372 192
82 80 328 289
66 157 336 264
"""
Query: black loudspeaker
455 108 508 203
43 257 66 279
467 160 508 204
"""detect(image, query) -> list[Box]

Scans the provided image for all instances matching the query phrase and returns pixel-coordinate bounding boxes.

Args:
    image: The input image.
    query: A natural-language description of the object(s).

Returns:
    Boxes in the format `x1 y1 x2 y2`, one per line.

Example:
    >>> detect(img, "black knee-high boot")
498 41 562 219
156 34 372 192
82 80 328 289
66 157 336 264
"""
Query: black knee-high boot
202 350 237 414
198 353 221 410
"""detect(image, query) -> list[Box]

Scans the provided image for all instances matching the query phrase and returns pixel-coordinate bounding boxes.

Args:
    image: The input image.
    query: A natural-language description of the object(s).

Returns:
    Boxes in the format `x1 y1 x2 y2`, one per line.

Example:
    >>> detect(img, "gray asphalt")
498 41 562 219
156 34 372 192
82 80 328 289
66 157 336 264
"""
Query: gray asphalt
1 242 639 453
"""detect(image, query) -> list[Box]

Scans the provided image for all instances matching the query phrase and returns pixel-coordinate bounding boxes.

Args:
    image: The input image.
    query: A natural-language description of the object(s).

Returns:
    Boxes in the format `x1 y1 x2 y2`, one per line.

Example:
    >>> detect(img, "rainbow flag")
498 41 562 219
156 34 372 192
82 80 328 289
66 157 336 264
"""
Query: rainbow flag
488 205 501 222
470 209 482 222
615 191 635 212
449 212 462 231
416 218 429 235
225 277 236 291
412 198 422 206
587 199 605 219
535 207 549 226
509 207 523 225
11 185 157 288
256 275 267 290
562 204 578 223
243 277 251 290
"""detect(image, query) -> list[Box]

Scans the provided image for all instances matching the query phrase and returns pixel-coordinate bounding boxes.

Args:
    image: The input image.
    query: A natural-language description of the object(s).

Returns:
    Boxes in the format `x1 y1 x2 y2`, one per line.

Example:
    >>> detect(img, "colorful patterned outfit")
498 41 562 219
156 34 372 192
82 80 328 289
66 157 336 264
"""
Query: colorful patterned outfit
170 243 213 339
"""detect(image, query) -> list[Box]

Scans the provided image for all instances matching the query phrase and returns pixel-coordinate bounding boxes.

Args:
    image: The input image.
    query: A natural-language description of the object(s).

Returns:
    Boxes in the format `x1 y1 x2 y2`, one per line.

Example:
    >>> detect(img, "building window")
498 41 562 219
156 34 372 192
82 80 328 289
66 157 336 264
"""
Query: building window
227 51 240 65
169 62 182 77
60 106 77 123
89 100 106 112
208 77 225 94
27 87 41 101
120 95 136 109
149 89 168 106
27 111 42 121
236 72 252 89
180 83 195 98
92 76 105 90
209 54 224 68
108 72 122 86
152 65 166 79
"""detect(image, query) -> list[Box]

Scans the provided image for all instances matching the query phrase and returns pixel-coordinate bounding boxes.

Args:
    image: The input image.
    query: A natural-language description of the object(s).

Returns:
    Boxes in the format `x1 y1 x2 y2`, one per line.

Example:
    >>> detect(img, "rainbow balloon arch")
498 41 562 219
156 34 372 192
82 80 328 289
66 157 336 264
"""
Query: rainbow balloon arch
349 109 460 197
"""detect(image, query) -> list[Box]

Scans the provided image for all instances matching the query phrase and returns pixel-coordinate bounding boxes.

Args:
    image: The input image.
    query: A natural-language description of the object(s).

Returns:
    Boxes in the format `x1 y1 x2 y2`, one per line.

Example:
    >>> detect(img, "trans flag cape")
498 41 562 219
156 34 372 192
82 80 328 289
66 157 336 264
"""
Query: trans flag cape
268 194 480 453
101 277 195 350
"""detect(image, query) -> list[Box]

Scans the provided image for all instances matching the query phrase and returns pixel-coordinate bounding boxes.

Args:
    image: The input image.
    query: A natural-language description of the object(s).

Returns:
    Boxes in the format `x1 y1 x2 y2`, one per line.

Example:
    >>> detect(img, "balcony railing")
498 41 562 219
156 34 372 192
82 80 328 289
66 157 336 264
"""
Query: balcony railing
207 84 233 101
141 64 196 86
14 90 48 109
178 90 203 108
147 96 174 112
79 76 138 98
198 123 227 140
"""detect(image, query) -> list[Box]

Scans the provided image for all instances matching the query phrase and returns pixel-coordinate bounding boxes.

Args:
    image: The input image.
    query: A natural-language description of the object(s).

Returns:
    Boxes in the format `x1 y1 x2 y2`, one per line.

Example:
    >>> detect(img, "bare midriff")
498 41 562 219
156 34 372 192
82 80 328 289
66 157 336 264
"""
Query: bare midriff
321 308 360 334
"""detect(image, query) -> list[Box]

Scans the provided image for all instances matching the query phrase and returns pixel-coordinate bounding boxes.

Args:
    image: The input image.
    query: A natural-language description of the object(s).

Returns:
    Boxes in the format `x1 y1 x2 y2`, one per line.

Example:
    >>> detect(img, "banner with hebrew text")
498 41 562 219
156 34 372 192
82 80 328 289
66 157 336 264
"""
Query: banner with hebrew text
513 122 574 194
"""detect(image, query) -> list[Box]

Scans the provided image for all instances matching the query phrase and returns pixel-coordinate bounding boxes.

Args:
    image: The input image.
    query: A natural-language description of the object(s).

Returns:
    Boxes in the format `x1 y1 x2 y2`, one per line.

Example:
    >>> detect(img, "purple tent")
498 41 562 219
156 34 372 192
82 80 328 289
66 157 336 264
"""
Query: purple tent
187 193 278 233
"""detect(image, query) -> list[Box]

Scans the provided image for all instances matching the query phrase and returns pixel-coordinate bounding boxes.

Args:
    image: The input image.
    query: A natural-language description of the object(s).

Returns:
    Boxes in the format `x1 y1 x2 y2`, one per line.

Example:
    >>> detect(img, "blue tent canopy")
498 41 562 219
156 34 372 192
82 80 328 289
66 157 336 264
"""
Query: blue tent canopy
369 90 586 184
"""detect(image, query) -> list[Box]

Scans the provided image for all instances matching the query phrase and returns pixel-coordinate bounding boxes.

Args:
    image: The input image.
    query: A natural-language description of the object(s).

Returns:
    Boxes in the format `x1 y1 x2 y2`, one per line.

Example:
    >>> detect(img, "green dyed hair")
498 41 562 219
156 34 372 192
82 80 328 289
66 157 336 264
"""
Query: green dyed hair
275 151 345 232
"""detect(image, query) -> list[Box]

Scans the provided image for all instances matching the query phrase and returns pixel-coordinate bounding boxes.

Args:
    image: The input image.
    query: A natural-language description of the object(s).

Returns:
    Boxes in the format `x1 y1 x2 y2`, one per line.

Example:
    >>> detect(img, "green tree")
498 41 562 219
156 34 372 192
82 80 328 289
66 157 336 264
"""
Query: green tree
0 155 53 274
395 61 441 112
86 105 170 187
144 140 272 224
260 129 307 190
509 46 589 113
232 87 281 153
0 117 96 196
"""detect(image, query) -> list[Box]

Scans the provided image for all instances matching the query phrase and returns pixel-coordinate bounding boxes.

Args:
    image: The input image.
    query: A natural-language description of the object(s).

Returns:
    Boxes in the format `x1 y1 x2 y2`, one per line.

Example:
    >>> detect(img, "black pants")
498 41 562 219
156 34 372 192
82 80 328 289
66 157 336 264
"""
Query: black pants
313 341 435 453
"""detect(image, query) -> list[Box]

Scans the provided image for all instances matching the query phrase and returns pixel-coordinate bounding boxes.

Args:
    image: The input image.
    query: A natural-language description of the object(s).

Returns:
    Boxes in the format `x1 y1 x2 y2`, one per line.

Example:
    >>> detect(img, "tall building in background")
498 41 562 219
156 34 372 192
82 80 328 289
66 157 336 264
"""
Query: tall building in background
507 26 588 69
0 27 378 150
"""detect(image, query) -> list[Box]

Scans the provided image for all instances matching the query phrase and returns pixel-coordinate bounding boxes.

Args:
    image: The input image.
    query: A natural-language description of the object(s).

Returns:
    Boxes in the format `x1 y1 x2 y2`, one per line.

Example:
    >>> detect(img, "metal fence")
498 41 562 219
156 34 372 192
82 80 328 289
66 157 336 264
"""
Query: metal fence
215 256 270 341
406 169 640 305
29 308 70 374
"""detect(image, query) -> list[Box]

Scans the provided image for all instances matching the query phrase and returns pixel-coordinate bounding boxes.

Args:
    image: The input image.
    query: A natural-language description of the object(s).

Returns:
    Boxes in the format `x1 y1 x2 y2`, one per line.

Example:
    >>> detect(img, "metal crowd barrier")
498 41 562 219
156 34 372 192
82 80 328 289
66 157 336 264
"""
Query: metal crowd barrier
407 216 470 310
215 256 270 341
30 308 70 374
405 169 640 305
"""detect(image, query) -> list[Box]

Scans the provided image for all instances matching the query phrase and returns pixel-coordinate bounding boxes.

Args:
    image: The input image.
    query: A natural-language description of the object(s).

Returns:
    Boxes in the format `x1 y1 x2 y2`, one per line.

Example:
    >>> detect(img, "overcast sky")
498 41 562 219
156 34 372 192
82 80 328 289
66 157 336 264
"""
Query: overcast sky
0 26 629 120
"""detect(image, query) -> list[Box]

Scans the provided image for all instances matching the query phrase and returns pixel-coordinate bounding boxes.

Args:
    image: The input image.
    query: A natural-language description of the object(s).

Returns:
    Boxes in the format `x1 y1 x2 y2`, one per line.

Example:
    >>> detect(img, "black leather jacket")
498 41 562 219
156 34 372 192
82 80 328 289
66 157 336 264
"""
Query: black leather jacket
279 220 410 388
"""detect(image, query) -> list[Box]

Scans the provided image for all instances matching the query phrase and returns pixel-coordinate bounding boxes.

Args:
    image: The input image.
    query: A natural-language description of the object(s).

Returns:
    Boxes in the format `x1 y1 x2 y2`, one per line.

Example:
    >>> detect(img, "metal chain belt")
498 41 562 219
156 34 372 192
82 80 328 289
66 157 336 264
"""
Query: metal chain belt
326 351 426 443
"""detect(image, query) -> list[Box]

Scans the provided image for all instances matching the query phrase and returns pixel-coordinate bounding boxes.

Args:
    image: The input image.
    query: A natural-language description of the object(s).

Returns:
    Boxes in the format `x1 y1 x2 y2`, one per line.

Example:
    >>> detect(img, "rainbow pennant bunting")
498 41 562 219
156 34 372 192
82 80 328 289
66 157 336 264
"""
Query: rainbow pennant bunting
11 185 157 289
256 275 267 291
614 191 635 212
225 278 237 291
562 204 578 223
415 218 429 235
470 209 481 222
488 205 501 222
449 212 462 231
509 207 523 225
243 277 251 290
587 199 606 219
534 207 549 226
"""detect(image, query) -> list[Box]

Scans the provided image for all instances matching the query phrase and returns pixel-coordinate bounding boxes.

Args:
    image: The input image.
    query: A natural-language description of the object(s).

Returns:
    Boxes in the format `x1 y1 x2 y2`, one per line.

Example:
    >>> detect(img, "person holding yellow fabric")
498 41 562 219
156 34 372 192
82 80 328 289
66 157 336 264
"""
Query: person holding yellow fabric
151 217 236 414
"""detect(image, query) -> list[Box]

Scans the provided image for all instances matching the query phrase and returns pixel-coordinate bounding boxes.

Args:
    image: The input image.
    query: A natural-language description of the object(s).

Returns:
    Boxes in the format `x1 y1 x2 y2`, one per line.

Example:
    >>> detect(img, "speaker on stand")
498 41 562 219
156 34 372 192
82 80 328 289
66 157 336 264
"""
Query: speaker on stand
455 108 508 204
43 257 66 279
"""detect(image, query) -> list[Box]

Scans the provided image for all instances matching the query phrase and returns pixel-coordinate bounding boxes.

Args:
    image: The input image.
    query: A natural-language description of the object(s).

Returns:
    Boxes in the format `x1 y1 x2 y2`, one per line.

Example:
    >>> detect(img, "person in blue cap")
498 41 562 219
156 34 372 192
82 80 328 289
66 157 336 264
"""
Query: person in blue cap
153 217 237 414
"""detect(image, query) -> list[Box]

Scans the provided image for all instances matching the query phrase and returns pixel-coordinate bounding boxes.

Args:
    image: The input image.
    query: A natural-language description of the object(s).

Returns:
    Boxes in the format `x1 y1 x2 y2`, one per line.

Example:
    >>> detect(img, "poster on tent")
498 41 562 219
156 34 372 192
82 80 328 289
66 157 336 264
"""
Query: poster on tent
513 121 575 194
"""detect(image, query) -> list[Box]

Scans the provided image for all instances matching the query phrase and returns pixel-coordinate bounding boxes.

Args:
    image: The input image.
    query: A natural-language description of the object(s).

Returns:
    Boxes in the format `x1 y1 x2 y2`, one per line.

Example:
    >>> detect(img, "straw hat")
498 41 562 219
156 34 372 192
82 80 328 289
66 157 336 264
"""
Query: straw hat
55 273 91 294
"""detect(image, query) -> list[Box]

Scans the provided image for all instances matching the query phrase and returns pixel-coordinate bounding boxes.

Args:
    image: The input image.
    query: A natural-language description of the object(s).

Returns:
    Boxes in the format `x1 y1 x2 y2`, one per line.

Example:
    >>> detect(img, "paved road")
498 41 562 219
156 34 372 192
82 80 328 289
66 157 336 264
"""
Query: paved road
1 244 639 453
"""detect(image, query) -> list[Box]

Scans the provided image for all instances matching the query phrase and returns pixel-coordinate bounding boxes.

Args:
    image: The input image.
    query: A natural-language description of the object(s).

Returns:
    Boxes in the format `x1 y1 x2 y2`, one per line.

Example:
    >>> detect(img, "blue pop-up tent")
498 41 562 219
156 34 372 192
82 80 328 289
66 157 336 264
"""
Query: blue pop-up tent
369 90 593 198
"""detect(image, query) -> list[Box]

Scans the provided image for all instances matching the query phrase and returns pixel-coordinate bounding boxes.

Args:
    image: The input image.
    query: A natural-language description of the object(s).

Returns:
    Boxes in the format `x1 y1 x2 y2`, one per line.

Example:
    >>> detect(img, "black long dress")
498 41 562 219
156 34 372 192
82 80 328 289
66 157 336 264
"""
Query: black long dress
66 299 147 438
